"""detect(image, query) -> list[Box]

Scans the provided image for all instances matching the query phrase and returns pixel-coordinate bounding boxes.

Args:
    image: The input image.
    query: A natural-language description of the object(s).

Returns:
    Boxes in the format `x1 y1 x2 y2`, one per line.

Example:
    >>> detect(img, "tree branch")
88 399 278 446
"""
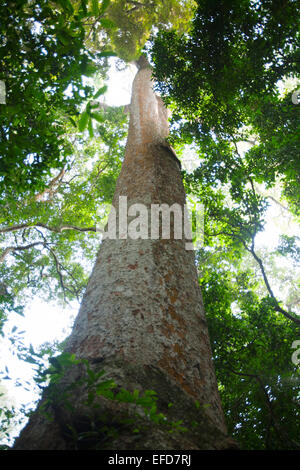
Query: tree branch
208 229 300 325
265 195 290 214
241 237 300 325
0 242 46 263
90 101 130 114
47 247 80 302
34 168 65 202
0 223 97 235
211 150 300 326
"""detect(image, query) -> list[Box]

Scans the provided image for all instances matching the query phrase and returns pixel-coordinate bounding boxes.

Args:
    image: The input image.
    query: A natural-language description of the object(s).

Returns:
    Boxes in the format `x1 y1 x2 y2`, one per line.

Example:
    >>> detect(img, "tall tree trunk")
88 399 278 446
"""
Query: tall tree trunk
13 59 236 450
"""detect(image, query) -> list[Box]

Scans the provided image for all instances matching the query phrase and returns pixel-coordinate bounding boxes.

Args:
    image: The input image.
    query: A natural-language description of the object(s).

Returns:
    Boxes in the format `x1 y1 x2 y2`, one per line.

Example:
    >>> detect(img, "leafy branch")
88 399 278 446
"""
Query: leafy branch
0 223 97 236
242 237 300 326
0 242 47 264
225 362 300 449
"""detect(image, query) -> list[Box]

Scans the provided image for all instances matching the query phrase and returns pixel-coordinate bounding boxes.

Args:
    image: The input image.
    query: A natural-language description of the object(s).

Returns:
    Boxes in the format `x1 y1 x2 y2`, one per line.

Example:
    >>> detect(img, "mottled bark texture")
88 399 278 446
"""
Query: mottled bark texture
14 59 236 450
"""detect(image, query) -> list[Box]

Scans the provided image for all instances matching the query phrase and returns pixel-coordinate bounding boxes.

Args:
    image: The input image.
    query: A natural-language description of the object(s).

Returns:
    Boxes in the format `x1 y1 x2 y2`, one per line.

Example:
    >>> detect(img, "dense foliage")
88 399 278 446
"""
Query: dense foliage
0 0 299 450
84 0 196 61
0 0 106 199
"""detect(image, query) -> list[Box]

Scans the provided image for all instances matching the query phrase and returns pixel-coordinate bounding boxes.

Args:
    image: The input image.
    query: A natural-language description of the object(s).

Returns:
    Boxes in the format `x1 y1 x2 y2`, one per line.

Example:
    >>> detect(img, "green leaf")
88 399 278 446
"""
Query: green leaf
78 111 89 131
91 112 104 123
93 85 108 99
97 50 117 58
68 117 77 127
55 0 74 15
115 388 134 403
80 0 88 15
99 18 116 29
24 356 39 365
96 380 116 394
91 0 99 16
88 118 94 138
100 0 111 14
57 31 70 46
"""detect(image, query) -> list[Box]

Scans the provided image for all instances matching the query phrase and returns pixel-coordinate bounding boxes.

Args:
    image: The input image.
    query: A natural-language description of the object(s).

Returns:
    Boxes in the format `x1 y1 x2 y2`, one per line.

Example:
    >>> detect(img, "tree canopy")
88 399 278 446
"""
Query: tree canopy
0 0 299 450
0 0 102 199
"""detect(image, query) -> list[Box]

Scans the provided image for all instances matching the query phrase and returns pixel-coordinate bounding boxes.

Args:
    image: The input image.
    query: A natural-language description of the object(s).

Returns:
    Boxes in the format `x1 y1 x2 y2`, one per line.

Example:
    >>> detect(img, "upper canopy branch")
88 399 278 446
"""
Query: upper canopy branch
0 223 97 235
34 168 66 202
0 241 46 263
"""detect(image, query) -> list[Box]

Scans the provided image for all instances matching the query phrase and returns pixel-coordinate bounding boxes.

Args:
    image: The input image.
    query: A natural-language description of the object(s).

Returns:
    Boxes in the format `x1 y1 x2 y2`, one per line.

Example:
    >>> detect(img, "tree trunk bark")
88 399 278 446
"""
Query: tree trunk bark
13 60 236 450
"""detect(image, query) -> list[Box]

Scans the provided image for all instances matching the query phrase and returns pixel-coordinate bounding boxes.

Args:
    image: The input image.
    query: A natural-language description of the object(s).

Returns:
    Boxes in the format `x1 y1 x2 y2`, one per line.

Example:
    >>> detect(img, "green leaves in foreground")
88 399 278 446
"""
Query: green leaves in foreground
78 85 108 137
34 352 193 445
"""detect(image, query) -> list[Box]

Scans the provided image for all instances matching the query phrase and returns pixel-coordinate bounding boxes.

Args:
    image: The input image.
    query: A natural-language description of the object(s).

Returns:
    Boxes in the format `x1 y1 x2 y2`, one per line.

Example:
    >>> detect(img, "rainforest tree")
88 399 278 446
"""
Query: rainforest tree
0 0 299 450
